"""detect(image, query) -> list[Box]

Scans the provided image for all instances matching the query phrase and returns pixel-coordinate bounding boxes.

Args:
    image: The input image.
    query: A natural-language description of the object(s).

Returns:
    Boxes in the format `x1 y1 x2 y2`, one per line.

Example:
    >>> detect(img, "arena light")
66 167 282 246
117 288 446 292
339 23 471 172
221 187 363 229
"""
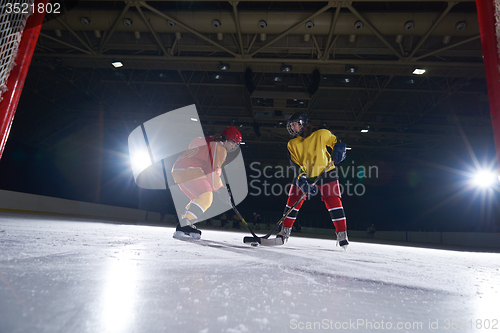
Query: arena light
219 63 230 71
129 150 152 174
471 169 498 188
345 65 357 73
412 67 425 75
112 61 124 68
281 64 293 72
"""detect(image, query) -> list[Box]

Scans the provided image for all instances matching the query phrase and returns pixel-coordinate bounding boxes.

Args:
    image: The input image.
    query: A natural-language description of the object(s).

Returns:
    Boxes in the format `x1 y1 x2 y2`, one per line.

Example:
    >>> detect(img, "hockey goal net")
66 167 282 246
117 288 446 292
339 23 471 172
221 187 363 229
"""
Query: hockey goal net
0 0 47 158
0 0 35 101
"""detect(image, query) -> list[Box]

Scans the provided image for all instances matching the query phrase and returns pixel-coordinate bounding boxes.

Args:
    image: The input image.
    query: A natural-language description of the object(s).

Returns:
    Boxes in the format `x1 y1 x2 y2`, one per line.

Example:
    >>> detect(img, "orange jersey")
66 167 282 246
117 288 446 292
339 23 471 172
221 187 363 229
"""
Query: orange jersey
188 136 214 149
172 138 227 191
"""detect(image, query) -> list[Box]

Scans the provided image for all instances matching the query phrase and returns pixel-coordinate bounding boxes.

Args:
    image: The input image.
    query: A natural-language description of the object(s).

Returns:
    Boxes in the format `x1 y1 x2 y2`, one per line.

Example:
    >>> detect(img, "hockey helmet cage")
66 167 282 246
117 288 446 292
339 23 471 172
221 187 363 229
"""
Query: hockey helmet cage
287 112 309 136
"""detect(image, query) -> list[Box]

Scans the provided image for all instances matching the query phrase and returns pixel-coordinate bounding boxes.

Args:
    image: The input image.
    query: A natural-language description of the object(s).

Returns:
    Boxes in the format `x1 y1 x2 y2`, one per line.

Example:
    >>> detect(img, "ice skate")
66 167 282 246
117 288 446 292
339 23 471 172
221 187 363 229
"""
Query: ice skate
336 231 349 250
173 220 201 239
276 226 292 243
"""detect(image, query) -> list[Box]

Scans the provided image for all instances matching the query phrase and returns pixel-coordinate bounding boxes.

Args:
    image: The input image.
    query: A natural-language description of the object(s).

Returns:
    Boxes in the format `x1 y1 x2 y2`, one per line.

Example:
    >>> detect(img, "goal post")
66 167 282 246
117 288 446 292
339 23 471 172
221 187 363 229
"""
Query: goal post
0 0 49 159
476 0 500 174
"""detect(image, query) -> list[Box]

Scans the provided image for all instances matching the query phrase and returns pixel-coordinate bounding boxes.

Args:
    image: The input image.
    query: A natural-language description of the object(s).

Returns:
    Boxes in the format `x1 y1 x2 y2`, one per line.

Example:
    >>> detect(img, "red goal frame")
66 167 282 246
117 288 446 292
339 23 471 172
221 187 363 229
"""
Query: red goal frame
0 0 49 159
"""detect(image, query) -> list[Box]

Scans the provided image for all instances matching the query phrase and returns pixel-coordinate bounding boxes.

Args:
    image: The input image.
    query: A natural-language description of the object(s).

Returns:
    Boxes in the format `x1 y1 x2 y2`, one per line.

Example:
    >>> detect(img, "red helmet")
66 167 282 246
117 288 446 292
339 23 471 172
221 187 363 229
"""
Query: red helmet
222 126 242 143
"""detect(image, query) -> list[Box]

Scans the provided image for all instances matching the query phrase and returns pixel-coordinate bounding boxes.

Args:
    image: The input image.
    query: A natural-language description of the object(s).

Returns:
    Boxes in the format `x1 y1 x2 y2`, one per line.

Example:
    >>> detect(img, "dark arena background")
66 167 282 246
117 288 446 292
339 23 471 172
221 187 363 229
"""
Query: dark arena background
1 1 499 332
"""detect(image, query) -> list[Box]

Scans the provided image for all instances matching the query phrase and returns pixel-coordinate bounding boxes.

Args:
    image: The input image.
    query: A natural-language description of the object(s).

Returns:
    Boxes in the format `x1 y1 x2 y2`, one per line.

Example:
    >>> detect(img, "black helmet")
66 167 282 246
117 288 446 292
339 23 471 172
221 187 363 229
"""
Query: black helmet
287 112 309 136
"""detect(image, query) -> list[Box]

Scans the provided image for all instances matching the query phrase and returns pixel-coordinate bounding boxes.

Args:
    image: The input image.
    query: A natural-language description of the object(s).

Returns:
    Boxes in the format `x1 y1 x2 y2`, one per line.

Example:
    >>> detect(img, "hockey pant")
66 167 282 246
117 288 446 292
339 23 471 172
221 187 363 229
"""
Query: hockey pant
177 178 214 223
282 180 347 232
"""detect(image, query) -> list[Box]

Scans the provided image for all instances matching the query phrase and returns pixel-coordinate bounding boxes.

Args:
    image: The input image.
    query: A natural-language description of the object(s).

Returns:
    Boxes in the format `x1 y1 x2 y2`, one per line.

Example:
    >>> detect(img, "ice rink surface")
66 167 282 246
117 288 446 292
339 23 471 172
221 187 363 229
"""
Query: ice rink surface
1 211 499 333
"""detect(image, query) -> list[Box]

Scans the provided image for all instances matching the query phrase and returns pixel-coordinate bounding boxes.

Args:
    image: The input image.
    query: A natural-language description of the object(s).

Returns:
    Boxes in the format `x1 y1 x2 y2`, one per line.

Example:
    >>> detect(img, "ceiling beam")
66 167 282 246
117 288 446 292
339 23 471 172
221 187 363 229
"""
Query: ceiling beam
135 3 172 57
322 5 341 60
407 1 457 60
231 2 245 55
139 1 240 57
354 73 396 122
33 53 485 73
54 16 96 55
345 3 402 59
37 40 483 58
96 78 484 95
38 33 93 55
249 2 336 56
98 2 132 53
413 35 481 61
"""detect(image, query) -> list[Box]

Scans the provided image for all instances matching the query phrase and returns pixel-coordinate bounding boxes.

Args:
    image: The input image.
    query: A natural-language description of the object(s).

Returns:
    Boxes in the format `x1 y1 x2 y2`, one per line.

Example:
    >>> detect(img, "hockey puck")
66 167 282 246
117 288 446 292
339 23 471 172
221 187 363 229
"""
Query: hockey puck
250 242 260 247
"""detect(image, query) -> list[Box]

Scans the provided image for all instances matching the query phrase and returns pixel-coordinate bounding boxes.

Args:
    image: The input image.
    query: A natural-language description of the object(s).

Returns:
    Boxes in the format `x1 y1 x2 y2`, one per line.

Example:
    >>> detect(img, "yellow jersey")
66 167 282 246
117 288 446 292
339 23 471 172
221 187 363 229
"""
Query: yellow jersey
287 129 337 178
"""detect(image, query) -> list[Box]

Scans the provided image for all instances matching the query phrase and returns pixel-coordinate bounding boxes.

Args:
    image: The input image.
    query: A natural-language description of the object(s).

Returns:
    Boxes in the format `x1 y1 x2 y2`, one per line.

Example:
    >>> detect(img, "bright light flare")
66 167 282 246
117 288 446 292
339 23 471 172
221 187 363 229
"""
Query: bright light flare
470 169 498 188
130 150 152 173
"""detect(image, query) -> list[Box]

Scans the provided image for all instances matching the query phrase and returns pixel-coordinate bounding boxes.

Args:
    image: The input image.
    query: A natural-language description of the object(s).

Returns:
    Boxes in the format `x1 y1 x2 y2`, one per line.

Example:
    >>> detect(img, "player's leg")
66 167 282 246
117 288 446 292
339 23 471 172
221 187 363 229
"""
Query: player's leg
318 180 349 249
182 192 213 222
174 178 213 239
277 184 306 242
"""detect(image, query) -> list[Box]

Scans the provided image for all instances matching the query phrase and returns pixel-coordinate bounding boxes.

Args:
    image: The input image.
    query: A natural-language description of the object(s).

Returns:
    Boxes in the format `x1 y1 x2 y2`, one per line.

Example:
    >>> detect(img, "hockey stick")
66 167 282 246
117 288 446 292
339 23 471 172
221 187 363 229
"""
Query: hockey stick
221 166 284 246
219 165 260 240
243 162 333 244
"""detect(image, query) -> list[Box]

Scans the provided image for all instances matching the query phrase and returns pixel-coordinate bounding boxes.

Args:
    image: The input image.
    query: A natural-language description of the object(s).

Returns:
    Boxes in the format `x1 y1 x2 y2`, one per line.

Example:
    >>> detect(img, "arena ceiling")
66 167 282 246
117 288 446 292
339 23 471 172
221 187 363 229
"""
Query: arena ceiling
17 0 490 165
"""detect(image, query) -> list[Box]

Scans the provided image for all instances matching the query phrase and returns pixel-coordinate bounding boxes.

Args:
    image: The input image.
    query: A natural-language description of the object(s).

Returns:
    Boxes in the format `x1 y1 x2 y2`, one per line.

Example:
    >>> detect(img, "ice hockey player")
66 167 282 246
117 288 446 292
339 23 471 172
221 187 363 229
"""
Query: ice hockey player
276 112 349 249
171 126 243 239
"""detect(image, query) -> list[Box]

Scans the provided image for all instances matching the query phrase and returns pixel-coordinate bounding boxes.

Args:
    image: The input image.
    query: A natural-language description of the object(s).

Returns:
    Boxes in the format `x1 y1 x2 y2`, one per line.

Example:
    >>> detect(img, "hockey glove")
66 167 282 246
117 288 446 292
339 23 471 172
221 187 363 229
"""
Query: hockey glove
216 187 232 206
333 143 347 164
297 175 318 195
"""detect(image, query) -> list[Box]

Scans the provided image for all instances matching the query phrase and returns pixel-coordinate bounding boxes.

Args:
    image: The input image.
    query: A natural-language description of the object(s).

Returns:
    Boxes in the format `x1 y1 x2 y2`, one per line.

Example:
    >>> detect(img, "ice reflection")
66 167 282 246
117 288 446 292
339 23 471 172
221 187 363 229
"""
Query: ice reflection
472 273 500 322
99 252 140 333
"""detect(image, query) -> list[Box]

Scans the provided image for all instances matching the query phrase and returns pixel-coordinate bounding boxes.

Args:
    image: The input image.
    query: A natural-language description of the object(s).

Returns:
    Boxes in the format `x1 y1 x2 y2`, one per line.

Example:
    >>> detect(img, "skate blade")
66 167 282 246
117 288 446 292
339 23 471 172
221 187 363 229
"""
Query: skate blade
189 232 201 239
173 231 201 240
338 240 349 251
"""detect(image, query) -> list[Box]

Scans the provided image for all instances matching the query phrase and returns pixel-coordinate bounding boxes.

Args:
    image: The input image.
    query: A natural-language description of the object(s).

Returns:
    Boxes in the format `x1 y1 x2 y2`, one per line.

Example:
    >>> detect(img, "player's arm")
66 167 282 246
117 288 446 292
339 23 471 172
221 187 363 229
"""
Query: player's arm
286 148 302 183
210 142 227 190
325 129 338 149
325 130 346 164
287 140 307 174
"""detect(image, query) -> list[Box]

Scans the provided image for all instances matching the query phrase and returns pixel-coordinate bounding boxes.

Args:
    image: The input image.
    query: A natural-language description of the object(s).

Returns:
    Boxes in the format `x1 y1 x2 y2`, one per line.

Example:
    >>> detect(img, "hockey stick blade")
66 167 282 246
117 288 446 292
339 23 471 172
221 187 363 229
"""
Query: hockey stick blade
243 236 284 246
